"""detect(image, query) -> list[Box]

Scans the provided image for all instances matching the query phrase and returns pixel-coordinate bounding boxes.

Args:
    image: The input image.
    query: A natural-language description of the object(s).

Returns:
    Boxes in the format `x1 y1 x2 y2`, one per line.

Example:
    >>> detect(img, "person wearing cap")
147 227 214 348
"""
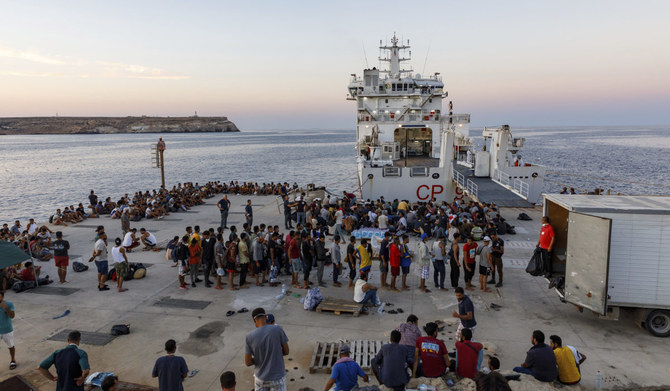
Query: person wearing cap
478 237 493 292
417 233 432 293
324 344 368 391
413 322 449 378
266 314 275 325
245 307 289 391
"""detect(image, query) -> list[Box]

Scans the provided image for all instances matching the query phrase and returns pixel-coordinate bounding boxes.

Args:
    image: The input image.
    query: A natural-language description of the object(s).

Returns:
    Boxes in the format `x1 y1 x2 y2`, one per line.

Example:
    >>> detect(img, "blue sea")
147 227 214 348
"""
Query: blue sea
1 126 669 223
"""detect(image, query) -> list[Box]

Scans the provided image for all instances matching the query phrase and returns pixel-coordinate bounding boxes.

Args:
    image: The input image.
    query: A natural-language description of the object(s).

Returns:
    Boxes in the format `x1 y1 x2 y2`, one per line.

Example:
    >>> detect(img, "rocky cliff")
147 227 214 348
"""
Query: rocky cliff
0 116 239 135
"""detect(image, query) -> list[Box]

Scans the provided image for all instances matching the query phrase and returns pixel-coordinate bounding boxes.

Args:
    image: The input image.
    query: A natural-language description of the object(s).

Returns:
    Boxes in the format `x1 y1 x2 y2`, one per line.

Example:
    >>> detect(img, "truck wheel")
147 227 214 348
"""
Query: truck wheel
645 310 670 337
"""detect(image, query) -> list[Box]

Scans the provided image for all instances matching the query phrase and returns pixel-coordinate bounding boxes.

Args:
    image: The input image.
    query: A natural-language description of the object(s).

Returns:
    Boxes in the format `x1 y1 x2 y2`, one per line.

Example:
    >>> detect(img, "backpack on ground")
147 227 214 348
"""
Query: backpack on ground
72 261 89 272
517 212 532 221
110 324 130 336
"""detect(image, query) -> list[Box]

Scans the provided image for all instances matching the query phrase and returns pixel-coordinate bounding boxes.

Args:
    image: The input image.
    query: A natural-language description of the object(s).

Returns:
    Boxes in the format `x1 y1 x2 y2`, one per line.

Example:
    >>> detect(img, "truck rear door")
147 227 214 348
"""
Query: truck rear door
565 211 612 315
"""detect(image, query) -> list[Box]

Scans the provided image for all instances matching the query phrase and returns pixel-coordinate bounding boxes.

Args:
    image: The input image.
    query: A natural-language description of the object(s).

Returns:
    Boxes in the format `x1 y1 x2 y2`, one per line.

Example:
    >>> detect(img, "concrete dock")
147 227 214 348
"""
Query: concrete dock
1 194 669 390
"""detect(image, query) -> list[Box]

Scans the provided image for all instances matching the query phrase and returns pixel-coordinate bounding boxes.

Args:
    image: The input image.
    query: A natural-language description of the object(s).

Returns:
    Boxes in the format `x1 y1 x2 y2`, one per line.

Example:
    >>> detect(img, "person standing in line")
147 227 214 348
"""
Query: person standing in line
238 233 250 289
89 231 110 291
201 230 216 288
295 196 306 226
215 233 227 290
378 232 390 289
244 307 290 391
0 291 16 370
300 232 314 289
288 232 302 288
389 236 402 292
417 233 432 293
432 236 447 291
152 339 189 391
400 235 412 291
488 233 505 287
111 238 129 292
220 371 236 391
448 232 461 288
462 236 478 291
282 195 294 229
226 238 240 291
536 216 555 278
345 236 357 289
38 330 90 391
452 287 477 339
188 238 201 288
331 235 343 287
252 236 267 287
53 231 70 284
175 235 190 290
218 195 231 230
245 199 253 228
334 207 347 241
314 234 328 287
478 237 493 292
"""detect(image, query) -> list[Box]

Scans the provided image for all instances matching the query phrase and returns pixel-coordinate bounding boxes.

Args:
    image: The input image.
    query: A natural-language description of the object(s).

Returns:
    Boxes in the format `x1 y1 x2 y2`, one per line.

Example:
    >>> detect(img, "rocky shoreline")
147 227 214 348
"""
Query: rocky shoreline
0 116 239 135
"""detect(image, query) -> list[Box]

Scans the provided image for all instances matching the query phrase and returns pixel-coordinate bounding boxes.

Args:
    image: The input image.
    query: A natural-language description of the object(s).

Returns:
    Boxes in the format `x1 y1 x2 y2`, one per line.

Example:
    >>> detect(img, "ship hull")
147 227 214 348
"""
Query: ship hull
357 162 459 202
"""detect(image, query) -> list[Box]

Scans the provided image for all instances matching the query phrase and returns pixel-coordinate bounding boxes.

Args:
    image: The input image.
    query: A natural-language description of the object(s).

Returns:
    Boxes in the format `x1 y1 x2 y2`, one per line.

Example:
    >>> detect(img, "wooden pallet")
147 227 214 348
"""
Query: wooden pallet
309 340 384 373
316 297 361 317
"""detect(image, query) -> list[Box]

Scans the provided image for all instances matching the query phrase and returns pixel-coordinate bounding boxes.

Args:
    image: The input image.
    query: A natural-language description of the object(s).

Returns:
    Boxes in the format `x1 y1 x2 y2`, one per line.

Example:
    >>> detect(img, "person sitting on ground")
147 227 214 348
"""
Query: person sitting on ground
549 335 581 385
353 272 378 312
101 375 118 391
413 322 449 378
139 228 158 251
324 344 368 391
513 330 557 382
395 314 421 360
20 261 50 285
371 330 412 391
475 371 511 391
220 371 236 391
455 328 483 379
52 209 67 226
481 356 500 374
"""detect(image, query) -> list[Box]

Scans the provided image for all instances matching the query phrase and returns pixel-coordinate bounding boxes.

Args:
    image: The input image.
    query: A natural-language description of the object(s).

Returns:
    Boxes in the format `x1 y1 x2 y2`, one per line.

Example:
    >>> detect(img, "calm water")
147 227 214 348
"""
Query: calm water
1 126 669 222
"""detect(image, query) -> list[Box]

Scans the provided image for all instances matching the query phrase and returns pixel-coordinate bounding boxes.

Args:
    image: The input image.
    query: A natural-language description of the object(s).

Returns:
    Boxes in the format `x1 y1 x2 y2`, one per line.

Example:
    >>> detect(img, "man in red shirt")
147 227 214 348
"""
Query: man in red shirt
536 216 556 278
389 237 402 292
413 322 450 378
455 328 483 379
462 237 478 290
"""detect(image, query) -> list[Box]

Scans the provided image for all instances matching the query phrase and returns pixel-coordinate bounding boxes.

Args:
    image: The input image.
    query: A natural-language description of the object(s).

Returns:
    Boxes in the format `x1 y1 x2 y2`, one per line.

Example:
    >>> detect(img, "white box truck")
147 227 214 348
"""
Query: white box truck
543 194 670 337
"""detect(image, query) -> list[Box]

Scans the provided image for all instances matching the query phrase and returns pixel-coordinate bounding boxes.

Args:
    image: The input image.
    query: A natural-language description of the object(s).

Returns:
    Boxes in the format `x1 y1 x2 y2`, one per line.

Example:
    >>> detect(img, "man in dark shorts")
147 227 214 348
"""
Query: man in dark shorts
346 236 357 289
378 232 390 289
53 231 70 284
488 233 505 287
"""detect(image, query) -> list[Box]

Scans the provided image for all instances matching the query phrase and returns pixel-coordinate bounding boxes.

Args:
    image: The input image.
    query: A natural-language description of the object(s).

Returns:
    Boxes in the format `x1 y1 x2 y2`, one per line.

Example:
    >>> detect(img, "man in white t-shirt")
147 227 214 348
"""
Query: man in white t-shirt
354 272 379 313
122 228 140 252
89 231 109 291
139 228 158 251
378 211 389 230
334 208 346 240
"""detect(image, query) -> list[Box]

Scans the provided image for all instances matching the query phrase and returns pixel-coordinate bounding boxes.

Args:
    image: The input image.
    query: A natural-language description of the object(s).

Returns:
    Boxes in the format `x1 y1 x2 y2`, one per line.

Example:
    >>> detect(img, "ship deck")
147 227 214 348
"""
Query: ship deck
452 163 534 207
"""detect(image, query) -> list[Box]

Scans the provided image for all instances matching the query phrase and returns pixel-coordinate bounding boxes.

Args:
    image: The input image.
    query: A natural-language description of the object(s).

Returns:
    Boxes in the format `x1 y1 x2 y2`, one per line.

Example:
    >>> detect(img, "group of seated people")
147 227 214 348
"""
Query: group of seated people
326 317 585 391
1 261 52 294
217 181 299 196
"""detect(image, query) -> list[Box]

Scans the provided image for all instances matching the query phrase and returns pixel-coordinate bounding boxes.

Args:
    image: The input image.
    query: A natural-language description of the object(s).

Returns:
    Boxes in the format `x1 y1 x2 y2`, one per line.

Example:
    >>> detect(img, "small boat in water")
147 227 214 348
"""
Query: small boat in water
348 34 546 205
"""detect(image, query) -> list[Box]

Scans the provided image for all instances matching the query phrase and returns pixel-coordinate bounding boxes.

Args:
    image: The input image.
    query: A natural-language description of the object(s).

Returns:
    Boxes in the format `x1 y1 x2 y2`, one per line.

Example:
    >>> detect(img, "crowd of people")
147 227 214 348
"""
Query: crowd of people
0 176 579 390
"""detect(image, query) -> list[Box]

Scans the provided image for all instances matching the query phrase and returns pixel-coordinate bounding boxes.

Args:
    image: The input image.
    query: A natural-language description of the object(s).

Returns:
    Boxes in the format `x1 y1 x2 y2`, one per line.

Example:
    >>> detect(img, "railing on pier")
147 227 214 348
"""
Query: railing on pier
452 164 479 200
492 169 529 199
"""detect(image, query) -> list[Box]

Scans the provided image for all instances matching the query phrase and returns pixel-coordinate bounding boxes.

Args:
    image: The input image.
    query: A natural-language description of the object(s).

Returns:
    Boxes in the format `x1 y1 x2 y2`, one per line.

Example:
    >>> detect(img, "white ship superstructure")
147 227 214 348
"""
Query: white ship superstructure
348 34 546 205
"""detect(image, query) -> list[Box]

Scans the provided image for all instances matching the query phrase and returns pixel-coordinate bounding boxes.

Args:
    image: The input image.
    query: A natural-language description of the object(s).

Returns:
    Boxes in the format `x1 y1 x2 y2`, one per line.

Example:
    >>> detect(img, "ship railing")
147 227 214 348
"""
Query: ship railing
492 169 529 199
466 179 478 199
453 169 465 188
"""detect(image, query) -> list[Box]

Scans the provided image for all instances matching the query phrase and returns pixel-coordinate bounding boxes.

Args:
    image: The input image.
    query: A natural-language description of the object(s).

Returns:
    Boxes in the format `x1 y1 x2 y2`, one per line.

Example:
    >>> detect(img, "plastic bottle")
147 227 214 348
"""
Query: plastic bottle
281 283 287 295
377 302 386 314
595 370 602 389
419 384 428 391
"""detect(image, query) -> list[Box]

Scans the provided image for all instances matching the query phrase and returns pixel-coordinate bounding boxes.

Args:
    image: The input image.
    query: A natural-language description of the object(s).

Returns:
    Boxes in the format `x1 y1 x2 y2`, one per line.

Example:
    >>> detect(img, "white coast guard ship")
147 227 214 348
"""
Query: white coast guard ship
347 34 546 206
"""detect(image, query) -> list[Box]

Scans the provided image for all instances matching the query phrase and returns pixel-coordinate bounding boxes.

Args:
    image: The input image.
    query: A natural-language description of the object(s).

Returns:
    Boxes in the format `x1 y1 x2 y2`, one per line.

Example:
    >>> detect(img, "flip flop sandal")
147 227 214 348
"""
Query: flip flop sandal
226 310 235 317
397 308 404 313
238 307 249 313
386 303 394 306
10 361 16 370
387 310 398 314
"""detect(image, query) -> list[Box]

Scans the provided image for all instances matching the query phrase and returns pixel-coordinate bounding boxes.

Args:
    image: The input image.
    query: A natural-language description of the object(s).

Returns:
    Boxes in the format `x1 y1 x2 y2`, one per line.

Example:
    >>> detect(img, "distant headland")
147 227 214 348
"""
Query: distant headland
0 116 239 135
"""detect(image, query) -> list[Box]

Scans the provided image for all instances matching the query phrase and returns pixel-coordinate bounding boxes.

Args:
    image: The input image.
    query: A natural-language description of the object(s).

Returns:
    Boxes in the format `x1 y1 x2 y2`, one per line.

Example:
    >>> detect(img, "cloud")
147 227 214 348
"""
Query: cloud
96 60 190 80
0 47 66 65
0 46 188 80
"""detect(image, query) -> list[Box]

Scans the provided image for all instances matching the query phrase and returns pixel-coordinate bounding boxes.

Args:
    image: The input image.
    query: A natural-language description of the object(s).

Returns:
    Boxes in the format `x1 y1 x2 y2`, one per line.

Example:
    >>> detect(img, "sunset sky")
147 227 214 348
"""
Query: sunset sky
1 1 669 130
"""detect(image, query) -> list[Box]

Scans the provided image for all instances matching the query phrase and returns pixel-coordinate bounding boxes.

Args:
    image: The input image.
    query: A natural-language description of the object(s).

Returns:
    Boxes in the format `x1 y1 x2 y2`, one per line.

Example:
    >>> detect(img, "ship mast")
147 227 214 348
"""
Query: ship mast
378 33 412 78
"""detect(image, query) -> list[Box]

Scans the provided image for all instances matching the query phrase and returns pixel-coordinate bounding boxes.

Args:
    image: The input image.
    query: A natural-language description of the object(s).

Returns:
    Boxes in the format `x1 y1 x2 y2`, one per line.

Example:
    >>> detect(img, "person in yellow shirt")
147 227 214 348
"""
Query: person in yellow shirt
397 200 409 213
550 335 581 385
356 238 372 274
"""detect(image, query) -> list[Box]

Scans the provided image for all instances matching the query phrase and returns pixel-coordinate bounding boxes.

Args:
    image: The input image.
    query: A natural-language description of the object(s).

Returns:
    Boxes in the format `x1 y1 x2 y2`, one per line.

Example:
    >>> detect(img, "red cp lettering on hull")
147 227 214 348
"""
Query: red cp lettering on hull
417 184 444 200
